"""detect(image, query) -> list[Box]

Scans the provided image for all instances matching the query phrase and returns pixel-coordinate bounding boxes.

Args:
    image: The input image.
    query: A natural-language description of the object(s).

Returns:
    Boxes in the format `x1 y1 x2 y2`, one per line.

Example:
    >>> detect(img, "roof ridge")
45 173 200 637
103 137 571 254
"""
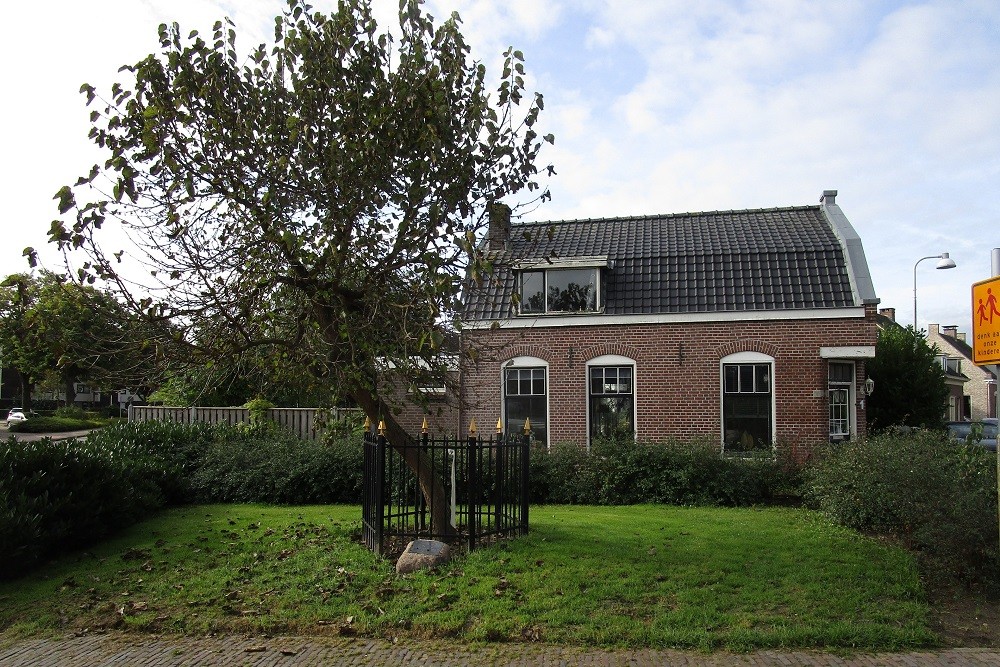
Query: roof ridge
514 204 821 227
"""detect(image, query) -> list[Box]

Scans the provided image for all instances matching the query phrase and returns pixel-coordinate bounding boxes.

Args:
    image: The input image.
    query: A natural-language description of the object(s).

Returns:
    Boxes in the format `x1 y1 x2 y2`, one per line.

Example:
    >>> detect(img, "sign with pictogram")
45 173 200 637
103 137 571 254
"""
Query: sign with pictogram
972 275 1000 365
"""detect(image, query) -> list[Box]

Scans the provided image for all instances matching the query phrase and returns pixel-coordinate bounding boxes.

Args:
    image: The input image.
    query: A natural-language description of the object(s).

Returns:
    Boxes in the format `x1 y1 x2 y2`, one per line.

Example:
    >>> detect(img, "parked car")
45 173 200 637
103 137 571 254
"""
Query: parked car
5 408 27 425
946 420 998 452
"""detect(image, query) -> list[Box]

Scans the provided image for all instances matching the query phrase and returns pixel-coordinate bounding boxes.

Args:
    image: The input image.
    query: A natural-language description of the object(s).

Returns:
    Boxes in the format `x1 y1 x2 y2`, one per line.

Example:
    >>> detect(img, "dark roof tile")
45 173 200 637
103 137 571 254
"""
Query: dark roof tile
463 204 858 320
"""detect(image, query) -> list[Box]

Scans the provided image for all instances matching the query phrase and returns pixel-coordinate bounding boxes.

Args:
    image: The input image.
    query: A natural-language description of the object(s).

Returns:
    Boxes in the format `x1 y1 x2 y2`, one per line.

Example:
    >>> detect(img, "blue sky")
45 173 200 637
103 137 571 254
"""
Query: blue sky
2 0 998 336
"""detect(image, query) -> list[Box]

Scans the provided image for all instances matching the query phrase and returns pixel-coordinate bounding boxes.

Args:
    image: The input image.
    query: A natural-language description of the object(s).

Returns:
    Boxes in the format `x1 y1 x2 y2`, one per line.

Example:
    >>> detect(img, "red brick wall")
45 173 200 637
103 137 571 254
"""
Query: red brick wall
459 312 875 462
380 370 461 436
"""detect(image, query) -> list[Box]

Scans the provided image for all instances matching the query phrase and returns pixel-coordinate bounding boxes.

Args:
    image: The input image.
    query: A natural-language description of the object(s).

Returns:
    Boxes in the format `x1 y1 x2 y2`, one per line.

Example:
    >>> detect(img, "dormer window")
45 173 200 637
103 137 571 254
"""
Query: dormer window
515 256 608 315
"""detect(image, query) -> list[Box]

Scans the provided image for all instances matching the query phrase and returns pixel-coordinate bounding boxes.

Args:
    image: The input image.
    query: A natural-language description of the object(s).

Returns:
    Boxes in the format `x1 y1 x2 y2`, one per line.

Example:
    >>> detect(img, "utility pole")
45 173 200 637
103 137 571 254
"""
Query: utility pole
993 247 999 554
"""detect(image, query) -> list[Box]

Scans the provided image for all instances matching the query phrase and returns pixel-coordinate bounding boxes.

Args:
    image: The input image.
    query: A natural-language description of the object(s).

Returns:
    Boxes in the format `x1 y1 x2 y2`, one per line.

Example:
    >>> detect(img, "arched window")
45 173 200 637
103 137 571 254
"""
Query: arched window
586 354 636 446
720 351 774 453
502 356 548 445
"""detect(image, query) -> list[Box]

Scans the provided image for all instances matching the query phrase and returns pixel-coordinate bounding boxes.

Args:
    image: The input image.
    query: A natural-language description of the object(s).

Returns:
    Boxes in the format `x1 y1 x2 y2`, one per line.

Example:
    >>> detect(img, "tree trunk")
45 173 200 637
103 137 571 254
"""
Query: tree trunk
19 375 32 411
64 377 77 407
353 386 456 538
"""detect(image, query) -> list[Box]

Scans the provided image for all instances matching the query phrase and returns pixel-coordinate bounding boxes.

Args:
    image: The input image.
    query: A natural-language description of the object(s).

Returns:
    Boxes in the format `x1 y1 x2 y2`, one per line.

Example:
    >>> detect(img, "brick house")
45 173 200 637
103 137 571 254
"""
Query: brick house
927 323 997 420
457 190 879 462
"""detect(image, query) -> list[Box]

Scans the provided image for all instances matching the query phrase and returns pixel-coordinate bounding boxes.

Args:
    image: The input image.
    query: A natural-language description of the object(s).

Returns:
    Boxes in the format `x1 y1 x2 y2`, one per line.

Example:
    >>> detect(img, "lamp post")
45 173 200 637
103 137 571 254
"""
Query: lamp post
912 253 957 330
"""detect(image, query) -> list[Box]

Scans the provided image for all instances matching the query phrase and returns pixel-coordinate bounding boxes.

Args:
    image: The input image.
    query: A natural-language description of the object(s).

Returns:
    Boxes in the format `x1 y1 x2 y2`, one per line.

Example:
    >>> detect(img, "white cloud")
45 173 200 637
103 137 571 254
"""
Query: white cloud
1 0 997 334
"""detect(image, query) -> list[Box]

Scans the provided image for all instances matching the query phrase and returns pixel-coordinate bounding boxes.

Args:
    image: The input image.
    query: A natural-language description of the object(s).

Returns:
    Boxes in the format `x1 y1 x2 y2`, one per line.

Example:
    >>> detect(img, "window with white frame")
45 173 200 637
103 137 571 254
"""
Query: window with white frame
588 364 634 442
828 361 854 441
503 362 547 445
721 354 773 453
519 267 599 314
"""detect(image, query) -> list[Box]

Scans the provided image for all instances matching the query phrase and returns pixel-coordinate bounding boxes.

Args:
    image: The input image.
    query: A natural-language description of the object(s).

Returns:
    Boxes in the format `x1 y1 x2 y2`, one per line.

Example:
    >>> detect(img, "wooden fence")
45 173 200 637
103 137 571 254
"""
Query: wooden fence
128 405 360 441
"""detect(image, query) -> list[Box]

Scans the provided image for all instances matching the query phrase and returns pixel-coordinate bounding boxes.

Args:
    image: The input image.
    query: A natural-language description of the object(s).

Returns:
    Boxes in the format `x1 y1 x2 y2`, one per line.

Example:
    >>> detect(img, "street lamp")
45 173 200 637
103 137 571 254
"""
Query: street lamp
913 253 957 330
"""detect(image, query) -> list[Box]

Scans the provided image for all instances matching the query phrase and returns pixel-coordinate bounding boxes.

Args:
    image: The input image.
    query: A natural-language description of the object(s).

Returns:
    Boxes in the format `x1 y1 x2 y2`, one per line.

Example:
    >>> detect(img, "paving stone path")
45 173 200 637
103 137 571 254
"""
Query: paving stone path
2 633 999 666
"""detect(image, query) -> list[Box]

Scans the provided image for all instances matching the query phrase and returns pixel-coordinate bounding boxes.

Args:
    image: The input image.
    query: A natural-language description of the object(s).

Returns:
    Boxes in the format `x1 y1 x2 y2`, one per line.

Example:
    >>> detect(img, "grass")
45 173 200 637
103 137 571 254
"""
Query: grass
0 504 934 651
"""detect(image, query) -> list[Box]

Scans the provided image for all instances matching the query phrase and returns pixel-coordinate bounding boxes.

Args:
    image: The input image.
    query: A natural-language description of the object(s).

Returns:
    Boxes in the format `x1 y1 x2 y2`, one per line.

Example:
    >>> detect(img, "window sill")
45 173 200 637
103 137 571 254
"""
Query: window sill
516 309 605 318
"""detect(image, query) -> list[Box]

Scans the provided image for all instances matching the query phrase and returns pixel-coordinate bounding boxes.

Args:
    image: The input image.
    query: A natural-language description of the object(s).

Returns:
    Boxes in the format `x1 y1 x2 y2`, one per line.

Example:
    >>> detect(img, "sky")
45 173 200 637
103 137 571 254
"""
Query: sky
1 0 998 338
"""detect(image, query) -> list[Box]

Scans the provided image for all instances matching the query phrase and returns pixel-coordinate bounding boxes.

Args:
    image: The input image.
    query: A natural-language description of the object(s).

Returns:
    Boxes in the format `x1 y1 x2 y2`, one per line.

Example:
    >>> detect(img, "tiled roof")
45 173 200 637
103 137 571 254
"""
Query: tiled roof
463 205 858 321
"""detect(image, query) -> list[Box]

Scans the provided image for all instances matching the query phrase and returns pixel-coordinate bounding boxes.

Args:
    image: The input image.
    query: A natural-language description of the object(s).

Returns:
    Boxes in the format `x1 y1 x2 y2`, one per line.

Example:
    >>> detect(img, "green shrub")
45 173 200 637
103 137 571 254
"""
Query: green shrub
8 415 104 433
53 405 88 420
0 434 168 579
185 425 364 504
529 438 799 506
803 430 998 580
85 420 217 503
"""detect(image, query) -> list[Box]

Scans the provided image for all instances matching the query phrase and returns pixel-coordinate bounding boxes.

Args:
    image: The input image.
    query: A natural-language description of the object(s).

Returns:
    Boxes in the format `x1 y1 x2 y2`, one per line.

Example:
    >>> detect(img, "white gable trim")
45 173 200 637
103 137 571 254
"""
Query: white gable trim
820 346 876 359
463 307 868 330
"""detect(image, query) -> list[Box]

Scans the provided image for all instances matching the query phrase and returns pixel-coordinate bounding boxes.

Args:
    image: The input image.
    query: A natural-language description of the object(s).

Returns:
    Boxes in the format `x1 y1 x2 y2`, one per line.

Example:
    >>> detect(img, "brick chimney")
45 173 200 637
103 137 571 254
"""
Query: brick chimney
487 202 511 251
942 325 959 339
879 307 895 322
958 332 967 343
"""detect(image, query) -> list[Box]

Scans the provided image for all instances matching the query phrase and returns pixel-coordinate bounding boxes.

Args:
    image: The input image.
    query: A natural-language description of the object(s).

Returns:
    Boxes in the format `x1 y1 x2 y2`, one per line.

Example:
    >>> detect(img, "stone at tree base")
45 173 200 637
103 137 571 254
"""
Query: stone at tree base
396 539 451 574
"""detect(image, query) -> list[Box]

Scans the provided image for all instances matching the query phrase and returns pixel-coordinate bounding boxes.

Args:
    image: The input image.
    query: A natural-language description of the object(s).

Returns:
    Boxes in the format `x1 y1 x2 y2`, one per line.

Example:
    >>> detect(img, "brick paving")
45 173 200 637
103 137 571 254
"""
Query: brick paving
1 633 999 666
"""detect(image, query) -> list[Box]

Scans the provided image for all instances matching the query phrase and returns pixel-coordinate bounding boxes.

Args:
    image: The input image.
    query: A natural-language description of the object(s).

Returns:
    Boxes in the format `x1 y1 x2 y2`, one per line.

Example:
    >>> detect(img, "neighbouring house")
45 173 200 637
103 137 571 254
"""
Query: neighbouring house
32 382 110 408
874 308 970 423
937 354 971 422
458 190 879 462
927 323 997 420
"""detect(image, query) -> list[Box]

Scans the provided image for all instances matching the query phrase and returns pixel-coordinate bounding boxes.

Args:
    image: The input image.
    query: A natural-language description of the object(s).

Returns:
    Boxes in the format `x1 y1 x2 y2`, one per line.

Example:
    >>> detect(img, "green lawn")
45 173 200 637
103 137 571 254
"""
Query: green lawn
0 505 934 651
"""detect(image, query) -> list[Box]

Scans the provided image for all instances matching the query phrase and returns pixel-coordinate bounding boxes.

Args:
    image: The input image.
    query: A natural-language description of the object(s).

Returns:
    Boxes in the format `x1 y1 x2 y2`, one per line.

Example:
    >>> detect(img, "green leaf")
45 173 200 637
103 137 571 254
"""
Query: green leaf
53 186 77 214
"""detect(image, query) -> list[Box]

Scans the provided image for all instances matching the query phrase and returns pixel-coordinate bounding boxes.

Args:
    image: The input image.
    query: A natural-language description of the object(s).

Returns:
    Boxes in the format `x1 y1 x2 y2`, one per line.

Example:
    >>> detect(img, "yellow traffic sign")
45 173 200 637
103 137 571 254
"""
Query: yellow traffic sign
972 275 1000 365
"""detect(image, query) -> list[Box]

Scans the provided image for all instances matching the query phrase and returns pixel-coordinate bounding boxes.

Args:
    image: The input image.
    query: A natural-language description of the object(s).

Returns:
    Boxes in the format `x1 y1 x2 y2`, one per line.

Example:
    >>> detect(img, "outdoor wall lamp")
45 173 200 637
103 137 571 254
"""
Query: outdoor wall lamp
864 377 875 396
913 252 957 329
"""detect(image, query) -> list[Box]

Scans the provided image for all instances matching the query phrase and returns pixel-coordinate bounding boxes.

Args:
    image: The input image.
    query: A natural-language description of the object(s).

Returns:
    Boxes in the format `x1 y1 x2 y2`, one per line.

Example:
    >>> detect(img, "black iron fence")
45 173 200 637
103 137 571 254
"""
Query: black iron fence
362 423 529 556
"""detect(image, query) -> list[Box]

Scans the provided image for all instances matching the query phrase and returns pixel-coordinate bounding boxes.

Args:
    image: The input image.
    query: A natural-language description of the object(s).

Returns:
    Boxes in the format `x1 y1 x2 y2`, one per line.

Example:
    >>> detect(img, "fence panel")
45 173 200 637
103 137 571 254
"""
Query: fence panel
128 406 360 441
194 407 249 426
130 406 194 424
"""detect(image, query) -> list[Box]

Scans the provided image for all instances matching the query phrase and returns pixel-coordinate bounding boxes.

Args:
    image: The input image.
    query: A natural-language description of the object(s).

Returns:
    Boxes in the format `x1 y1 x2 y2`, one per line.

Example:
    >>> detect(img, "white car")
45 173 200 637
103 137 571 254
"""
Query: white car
6 408 27 425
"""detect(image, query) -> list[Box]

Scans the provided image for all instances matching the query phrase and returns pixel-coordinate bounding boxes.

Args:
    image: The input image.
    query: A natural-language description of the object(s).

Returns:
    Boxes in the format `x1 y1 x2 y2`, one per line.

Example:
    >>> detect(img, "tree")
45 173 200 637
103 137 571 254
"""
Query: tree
866 324 949 433
0 274 41 408
46 0 552 534
0 271 162 408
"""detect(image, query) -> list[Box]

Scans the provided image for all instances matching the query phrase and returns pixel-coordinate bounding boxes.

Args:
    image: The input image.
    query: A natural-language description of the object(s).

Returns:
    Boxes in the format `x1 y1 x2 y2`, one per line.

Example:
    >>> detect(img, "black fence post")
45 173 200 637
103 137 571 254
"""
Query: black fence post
467 427 479 552
520 430 530 536
495 427 505 534
362 431 371 550
375 427 386 555
419 425 429 533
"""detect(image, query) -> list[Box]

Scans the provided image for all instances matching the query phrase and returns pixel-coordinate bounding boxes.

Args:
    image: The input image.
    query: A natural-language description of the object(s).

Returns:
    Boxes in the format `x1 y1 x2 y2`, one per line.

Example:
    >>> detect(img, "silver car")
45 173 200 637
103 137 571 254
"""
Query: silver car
5 408 27 425
946 419 998 452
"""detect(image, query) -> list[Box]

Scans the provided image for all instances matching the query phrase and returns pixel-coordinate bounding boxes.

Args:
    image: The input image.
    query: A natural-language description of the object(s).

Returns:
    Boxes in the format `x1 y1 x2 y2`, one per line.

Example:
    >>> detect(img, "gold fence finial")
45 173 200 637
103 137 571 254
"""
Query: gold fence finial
523 417 531 436
496 417 503 434
363 415 371 431
469 418 477 436
377 420 386 436
421 417 429 434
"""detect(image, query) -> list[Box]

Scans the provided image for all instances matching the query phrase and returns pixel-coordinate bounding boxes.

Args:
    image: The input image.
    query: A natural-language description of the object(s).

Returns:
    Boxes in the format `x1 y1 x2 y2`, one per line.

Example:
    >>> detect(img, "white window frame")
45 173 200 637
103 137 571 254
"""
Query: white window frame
828 361 856 442
517 267 603 315
585 354 637 449
501 356 549 447
720 351 776 455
